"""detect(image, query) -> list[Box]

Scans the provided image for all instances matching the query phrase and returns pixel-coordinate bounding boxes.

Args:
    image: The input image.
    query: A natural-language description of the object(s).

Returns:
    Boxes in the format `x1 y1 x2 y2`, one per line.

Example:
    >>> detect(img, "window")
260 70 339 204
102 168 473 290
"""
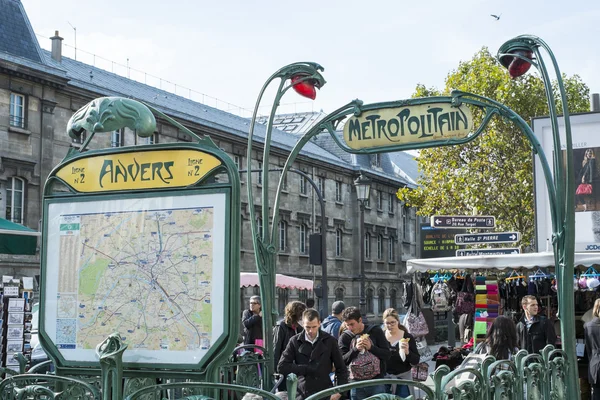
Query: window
281 171 288 191
373 154 381 167
256 217 263 238
278 288 289 315
253 286 261 296
388 236 395 262
335 229 343 257
298 289 308 303
9 93 25 128
388 193 395 213
233 155 241 170
364 233 371 259
279 220 287 251
257 162 263 184
5 177 24 224
335 181 342 202
299 175 307 195
111 130 123 148
366 288 374 314
377 234 383 259
403 206 410 239
378 288 386 314
141 132 158 145
377 190 383 210
390 288 397 310
299 224 308 254
317 177 325 199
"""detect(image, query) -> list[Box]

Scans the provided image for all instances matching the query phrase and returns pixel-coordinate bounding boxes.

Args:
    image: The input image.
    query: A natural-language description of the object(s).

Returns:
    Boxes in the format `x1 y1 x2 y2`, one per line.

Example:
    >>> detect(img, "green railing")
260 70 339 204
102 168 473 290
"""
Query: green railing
0 343 568 399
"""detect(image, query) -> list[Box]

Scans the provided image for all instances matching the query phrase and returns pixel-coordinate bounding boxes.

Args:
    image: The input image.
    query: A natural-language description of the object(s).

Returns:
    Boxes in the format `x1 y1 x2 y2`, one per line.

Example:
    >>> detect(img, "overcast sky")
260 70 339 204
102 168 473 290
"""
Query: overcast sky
22 0 600 117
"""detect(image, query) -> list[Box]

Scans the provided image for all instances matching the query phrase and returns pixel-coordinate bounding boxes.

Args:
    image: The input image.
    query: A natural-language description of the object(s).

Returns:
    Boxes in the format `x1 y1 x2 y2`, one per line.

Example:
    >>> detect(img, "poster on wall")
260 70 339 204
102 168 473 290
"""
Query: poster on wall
533 112 600 252
43 192 227 365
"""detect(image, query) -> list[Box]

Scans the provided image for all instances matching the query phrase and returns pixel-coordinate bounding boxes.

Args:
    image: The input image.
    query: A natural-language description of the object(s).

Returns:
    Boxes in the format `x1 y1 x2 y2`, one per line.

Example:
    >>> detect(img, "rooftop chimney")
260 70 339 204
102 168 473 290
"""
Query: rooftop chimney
592 93 600 112
50 31 63 63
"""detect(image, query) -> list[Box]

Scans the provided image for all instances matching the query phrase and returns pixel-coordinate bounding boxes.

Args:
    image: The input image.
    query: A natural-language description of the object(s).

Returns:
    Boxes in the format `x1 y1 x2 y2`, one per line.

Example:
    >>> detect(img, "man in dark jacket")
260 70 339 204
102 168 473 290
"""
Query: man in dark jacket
516 295 556 354
241 296 263 347
338 307 390 400
322 301 345 339
278 308 347 400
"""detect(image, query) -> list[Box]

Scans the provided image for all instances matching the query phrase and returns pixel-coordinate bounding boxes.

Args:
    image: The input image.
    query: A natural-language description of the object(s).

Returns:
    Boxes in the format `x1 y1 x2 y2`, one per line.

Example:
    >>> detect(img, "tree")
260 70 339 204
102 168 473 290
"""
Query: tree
397 47 590 250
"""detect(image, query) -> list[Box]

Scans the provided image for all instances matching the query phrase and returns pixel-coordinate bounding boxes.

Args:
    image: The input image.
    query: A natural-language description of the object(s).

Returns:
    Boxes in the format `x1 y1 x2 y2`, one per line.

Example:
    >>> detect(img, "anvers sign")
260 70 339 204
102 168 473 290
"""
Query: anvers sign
343 103 473 150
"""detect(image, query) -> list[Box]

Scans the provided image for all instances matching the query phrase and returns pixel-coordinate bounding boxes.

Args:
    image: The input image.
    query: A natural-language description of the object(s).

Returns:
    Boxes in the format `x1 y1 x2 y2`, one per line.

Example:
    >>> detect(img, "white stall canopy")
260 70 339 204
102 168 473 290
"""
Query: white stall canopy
406 251 600 273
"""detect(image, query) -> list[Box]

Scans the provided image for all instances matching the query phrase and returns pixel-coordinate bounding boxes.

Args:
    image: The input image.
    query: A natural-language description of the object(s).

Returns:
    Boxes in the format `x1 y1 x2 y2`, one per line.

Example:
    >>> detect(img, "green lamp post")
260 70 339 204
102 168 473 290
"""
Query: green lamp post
246 62 326 389
497 35 578 399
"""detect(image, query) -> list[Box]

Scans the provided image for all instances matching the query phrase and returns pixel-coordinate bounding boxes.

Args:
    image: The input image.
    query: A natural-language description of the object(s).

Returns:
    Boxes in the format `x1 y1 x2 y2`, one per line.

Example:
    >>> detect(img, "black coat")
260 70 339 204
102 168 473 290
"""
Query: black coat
274 320 304 392
338 324 391 380
386 332 420 375
241 309 263 346
584 317 600 385
278 330 348 400
516 315 556 354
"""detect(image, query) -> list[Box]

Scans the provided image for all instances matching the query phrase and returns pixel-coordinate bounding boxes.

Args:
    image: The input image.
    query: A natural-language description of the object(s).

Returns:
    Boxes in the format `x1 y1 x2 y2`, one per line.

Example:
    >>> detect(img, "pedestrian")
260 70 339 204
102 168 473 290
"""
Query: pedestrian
480 315 519 360
274 301 307 393
306 298 316 309
322 301 345 339
278 308 348 400
241 295 263 350
382 308 419 397
576 148 595 212
338 306 390 400
516 295 556 354
585 298 600 400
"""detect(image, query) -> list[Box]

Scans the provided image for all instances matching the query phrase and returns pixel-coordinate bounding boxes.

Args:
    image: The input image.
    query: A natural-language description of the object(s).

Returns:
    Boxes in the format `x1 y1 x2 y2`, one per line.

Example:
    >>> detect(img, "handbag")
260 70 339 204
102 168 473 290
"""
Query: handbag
411 362 429 381
403 295 429 337
348 336 381 380
576 183 593 195
455 275 475 314
416 337 433 363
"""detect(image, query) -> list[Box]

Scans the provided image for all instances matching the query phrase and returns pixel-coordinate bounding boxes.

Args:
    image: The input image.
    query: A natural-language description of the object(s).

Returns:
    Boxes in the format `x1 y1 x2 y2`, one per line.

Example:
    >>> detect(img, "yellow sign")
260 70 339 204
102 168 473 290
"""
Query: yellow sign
55 149 222 192
343 103 473 150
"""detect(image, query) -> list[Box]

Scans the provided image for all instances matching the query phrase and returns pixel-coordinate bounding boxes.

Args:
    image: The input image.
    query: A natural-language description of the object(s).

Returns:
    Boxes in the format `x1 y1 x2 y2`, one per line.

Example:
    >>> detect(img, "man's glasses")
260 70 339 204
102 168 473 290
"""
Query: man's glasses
250 302 259 305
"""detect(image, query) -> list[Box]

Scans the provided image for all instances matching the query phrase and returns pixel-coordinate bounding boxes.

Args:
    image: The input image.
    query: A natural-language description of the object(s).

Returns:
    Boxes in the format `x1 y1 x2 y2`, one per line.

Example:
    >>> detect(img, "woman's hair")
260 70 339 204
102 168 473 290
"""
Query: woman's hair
583 149 595 166
485 315 518 360
284 301 307 326
593 298 600 318
382 308 409 332
339 321 347 337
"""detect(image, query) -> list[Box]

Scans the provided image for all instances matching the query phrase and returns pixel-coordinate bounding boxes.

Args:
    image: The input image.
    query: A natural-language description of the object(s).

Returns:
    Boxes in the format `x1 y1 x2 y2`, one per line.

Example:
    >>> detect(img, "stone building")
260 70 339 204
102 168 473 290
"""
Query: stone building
0 0 420 320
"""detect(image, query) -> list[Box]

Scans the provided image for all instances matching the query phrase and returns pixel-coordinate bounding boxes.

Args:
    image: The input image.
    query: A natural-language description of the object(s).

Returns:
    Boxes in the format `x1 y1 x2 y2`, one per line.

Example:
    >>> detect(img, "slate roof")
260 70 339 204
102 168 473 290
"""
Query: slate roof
0 0 43 63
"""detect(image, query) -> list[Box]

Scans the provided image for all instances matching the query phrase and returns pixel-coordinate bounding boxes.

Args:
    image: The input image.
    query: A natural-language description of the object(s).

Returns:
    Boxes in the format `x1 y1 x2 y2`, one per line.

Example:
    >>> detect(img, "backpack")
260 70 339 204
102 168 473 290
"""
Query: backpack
431 281 451 312
348 327 381 380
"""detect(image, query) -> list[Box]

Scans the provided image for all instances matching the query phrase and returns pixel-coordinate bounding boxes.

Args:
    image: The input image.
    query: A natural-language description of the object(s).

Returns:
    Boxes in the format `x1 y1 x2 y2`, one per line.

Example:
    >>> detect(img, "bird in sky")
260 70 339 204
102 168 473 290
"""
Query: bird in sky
491 14 501 20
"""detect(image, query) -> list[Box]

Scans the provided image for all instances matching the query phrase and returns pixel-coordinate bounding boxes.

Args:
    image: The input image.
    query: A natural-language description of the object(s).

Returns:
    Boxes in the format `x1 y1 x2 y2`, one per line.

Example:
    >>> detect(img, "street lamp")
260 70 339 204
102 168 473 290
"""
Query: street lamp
354 174 371 315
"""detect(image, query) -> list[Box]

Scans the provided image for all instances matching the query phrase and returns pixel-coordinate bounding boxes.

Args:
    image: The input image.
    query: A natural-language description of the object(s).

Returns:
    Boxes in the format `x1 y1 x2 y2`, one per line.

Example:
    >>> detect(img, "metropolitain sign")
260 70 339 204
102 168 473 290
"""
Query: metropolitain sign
342 103 473 150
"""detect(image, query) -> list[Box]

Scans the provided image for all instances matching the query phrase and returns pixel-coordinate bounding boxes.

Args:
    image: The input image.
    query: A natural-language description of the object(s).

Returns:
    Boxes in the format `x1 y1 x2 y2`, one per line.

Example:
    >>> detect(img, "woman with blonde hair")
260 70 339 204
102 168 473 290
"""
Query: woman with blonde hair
382 308 420 397
584 298 600 399
273 301 307 393
576 148 596 212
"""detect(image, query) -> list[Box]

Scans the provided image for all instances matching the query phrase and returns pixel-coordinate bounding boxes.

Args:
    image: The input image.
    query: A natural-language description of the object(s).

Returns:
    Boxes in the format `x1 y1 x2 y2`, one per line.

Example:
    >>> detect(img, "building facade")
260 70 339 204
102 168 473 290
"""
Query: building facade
0 0 420 320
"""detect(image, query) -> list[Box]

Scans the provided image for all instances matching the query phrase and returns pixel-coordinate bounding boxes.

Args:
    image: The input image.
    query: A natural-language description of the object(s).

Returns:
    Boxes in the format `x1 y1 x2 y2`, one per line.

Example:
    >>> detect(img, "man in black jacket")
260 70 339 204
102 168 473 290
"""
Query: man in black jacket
278 308 347 400
338 307 390 400
516 295 556 354
241 295 262 347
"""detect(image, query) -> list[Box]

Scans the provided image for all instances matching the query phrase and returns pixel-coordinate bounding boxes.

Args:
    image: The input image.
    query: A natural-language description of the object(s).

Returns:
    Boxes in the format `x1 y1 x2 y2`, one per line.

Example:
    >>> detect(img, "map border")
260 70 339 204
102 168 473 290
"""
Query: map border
42 191 227 365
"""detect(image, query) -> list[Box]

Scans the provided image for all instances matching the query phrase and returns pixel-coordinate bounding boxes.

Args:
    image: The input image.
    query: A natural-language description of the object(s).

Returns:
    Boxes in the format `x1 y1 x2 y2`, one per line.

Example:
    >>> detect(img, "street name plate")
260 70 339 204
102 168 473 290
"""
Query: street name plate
456 248 521 256
454 232 520 245
430 215 495 229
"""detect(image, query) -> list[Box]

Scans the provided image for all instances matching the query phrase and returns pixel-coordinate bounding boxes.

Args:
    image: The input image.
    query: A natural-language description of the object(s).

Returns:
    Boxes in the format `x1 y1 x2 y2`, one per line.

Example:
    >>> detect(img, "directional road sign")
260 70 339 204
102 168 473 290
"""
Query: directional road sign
456 248 521 256
454 232 520 245
430 215 495 229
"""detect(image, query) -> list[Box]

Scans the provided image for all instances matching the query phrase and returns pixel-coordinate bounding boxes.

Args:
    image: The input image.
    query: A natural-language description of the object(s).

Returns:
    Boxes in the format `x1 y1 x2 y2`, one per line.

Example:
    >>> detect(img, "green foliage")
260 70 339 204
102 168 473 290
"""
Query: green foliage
397 48 590 250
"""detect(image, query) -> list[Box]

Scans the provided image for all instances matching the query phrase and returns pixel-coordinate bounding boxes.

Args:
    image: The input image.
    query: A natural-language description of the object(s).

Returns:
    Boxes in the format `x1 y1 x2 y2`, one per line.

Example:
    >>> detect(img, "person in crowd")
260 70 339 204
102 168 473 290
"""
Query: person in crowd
339 306 390 400
576 148 595 212
306 298 316 309
584 298 600 400
241 295 263 349
322 301 345 339
278 308 347 400
382 308 420 398
274 301 307 393
516 295 556 354
480 315 519 360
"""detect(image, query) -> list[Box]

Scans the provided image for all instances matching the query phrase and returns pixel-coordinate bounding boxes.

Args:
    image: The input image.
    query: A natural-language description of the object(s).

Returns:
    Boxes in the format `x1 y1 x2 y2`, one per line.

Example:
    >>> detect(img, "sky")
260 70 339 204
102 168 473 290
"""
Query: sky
21 0 600 118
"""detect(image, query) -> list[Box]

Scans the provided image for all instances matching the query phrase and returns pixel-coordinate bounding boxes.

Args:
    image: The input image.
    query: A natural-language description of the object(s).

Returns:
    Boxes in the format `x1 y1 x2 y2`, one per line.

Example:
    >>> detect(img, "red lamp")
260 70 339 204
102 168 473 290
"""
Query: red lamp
291 75 318 100
507 50 533 79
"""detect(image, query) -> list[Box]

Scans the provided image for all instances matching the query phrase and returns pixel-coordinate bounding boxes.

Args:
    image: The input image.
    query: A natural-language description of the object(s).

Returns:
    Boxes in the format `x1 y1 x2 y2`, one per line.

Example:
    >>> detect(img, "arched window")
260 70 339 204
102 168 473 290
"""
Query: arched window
256 217 263 238
278 288 289 315
377 234 383 259
6 177 24 224
390 288 397 310
388 236 395 262
366 288 374 314
378 288 386 314
336 229 343 257
364 233 371 259
299 224 308 254
279 220 287 251
335 287 344 301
